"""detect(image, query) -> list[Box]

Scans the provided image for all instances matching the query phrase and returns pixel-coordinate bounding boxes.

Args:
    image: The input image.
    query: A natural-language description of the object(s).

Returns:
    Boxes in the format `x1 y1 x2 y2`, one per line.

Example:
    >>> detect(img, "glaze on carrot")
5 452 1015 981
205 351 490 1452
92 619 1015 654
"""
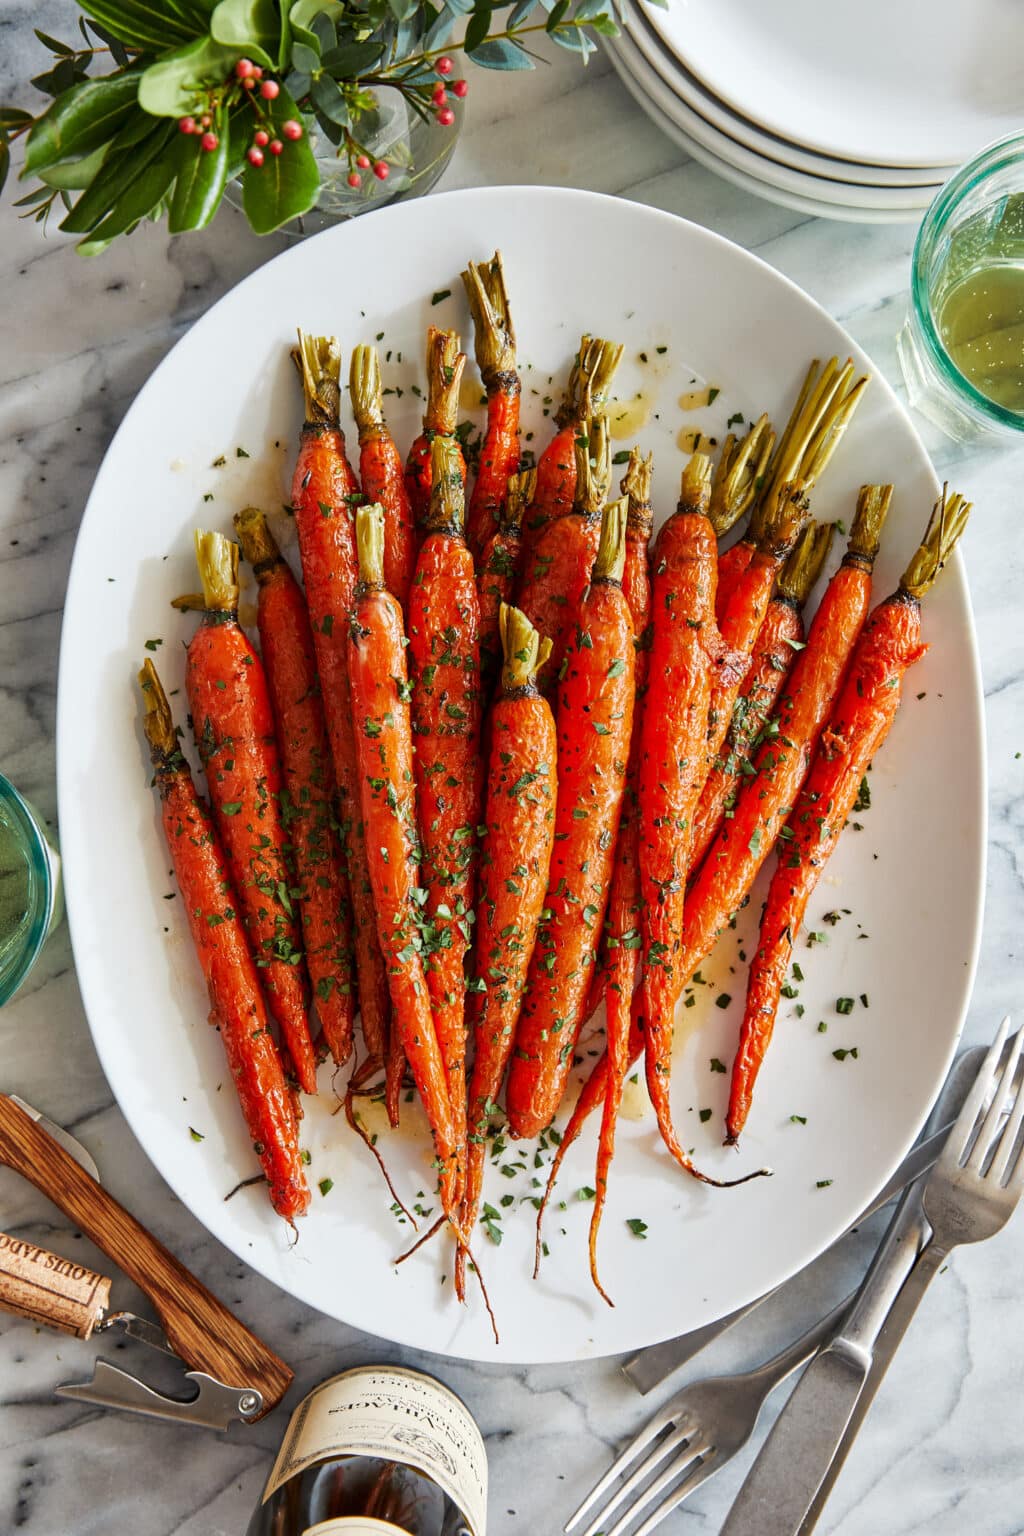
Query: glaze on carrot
462 251 521 562
408 435 484 1200
291 332 392 1083
139 661 310 1222
507 496 635 1144
350 344 417 612
173 530 317 1095
522 335 623 555
460 605 556 1292
348 502 461 1223
517 416 612 684
234 507 356 1068
689 520 835 874
404 327 466 536
727 489 970 1141
477 467 535 706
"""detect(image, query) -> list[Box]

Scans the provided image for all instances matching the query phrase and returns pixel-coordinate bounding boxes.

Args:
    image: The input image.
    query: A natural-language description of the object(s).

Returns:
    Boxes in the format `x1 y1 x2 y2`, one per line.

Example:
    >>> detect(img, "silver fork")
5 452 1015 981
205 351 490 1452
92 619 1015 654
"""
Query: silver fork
564 1298 849 1536
722 1017 1024 1536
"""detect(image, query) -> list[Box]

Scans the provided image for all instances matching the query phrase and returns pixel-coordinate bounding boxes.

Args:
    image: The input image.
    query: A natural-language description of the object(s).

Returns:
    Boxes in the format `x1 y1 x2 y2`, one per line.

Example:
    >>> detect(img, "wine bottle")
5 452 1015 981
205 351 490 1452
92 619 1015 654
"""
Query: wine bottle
246 1365 487 1536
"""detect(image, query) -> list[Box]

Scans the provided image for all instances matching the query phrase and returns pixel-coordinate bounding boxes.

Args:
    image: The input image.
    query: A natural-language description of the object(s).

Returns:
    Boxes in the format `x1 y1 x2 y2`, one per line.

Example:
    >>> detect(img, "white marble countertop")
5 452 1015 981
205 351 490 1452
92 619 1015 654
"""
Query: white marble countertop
2 15 1024 1535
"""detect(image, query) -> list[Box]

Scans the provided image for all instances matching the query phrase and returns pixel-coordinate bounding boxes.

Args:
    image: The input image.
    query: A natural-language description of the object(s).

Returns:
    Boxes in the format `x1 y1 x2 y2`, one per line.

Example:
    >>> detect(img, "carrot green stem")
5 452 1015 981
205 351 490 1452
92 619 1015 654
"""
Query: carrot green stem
900 486 972 599
503 467 537 531
621 444 652 508
499 603 552 691
555 335 625 428
461 250 516 384
138 658 177 762
592 495 628 583
709 413 774 537
355 502 387 588
424 434 466 533
349 344 385 431
171 529 238 615
679 449 713 512
573 416 611 516
755 481 811 559
847 483 894 564
233 506 283 580
423 326 465 435
777 519 835 605
294 330 342 426
756 357 869 534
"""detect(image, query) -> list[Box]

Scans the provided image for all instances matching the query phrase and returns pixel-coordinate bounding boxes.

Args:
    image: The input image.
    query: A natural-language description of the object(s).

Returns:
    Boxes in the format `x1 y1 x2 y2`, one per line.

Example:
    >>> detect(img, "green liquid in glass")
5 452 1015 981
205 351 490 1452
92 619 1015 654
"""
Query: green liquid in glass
938 265 1024 412
0 801 33 975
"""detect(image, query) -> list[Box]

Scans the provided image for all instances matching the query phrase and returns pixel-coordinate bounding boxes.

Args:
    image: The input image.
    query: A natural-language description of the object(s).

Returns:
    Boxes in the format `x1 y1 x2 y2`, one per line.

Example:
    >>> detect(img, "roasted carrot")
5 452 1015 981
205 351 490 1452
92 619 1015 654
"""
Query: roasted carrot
716 359 867 622
689 520 835 874
582 446 653 1024
462 251 521 562
521 336 623 555
404 327 466 536
139 661 310 1222
459 605 556 1292
702 483 811 793
517 416 611 682
408 435 484 1201
727 489 970 1142
232 508 356 1068
507 496 635 1142
350 344 417 611
538 484 893 1221
477 467 535 706
348 502 461 1222
172 530 317 1095
291 332 392 1084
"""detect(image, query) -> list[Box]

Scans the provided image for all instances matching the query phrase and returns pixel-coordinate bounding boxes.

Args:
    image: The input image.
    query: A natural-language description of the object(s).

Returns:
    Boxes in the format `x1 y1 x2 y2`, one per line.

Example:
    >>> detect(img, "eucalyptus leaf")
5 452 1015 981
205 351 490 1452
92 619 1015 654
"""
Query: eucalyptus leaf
464 8 493 51
38 143 110 189
320 41 384 75
573 0 607 18
210 0 279 68
285 68 312 95
291 41 321 71
441 0 475 13
588 14 618 35
289 0 346 53
310 71 350 125
545 0 568 29
34 30 76 57
81 0 204 51
310 10 336 50
469 37 534 66
22 72 140 177
549 22 588 51
139 37 243 117
169 112 229 229
242 84 318 233
81 17 131 66
422 10 456 49
507 0 539 26
387 0 420 24
60 119 173 232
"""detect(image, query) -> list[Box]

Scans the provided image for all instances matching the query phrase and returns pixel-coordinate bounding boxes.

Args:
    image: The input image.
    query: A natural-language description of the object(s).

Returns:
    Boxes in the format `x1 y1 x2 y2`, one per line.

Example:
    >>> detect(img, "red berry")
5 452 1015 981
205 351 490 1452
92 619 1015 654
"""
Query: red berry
269 138 284 156
436 55 454 75
247 147 265 167
373 160 390 180
243 75 256 89
201 132 219 152
254 129 269 147
437 107 455 127
282 119 303 141
178 116 196 134
200 114 211 127
235 58 255 78
348 171 362 188
260 79 280 100
452 79 468 99
252 65 263 78
432 83 447 106
356 153 371 169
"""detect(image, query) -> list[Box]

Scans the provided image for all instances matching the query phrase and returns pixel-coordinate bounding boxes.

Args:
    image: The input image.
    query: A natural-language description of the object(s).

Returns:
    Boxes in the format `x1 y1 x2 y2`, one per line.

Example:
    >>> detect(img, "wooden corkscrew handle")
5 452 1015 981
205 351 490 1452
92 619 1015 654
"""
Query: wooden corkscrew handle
0 1095 291 1416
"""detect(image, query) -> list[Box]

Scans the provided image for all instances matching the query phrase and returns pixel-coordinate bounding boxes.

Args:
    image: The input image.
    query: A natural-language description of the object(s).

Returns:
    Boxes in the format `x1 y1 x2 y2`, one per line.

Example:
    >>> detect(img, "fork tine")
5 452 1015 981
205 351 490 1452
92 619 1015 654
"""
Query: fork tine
991 1031 1024 1186
602 1438 712 1536
966 1022 1020 1173
947 1017 1010 1166
576 1419 698 1536
564 1411 683 1533
629 1451 721 1536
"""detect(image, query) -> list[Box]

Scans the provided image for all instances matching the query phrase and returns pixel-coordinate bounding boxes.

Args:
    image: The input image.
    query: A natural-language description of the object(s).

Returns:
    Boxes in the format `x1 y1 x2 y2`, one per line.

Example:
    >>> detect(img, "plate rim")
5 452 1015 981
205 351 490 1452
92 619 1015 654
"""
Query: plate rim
56 184 988 1362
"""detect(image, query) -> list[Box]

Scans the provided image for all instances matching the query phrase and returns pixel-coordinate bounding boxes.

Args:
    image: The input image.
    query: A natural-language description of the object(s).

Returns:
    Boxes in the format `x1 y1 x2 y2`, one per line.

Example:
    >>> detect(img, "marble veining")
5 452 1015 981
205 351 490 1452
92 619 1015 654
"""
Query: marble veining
2 9 1024 1534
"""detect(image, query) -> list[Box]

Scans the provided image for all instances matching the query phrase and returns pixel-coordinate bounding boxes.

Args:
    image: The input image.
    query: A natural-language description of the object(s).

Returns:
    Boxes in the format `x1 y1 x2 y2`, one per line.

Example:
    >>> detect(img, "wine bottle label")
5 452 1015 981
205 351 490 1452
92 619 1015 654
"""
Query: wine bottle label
263 1366 487 1536
305 1521 404 1534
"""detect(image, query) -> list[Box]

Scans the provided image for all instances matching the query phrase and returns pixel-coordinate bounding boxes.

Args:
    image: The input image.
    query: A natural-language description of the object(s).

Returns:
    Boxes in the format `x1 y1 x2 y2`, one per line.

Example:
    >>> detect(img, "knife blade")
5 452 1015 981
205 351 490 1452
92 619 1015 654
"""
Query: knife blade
8 1094 100 1182
622 1047 986 1394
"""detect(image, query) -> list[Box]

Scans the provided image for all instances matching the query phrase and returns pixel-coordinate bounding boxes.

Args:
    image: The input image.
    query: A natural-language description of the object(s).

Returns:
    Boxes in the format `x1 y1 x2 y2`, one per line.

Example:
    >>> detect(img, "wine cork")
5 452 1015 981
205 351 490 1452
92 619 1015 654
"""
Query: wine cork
0 1230 111 1339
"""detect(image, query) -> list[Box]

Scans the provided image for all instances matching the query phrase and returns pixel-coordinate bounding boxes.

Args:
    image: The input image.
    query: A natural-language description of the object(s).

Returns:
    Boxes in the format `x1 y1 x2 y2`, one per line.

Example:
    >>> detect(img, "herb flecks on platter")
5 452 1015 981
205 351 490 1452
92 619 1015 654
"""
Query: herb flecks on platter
0 0 643 246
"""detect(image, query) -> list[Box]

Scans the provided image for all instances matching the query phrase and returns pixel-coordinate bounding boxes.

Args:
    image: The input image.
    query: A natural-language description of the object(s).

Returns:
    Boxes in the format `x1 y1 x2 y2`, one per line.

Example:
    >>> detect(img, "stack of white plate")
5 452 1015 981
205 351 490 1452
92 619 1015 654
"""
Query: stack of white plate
608 0 1024 223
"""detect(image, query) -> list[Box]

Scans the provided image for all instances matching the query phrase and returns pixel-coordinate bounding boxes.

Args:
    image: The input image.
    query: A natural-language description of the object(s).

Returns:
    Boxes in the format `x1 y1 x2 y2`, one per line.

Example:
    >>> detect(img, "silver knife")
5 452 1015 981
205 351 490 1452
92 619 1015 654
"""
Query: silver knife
718 1045 992 1536
622 1047 986 1394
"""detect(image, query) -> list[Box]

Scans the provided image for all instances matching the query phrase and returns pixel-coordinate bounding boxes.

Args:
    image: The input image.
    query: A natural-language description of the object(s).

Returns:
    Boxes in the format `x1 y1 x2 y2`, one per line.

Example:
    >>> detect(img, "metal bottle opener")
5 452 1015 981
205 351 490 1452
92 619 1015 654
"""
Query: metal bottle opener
0 1093 292 1431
